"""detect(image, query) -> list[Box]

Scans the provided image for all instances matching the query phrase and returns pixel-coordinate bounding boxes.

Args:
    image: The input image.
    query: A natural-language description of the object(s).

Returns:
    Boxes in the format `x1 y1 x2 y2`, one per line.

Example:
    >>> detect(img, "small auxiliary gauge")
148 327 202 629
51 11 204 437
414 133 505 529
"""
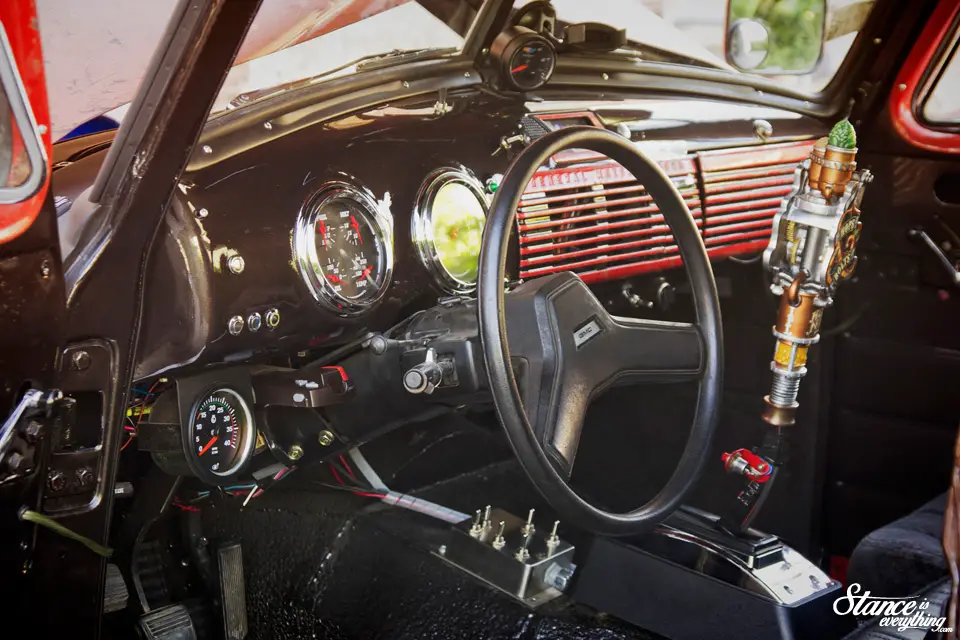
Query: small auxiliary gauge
491 26 557 92
186 387 256 481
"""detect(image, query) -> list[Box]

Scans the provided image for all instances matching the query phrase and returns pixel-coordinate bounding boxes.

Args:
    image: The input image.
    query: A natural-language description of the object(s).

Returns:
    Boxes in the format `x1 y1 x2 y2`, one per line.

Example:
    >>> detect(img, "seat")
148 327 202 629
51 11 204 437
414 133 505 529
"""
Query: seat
847 493 949 598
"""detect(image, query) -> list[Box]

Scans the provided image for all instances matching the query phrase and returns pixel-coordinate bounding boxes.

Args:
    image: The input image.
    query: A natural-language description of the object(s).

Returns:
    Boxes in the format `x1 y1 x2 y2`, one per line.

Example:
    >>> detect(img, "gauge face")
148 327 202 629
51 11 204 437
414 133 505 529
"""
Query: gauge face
187 388 254 479
295 184 393 315
506 36 556 91
413 170 488 293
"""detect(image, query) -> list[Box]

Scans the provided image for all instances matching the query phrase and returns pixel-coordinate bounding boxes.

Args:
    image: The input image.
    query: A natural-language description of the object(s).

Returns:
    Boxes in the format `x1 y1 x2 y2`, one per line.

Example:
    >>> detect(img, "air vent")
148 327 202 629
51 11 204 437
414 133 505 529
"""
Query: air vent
515 140 817 285
699 140 814 257
517 158 701 283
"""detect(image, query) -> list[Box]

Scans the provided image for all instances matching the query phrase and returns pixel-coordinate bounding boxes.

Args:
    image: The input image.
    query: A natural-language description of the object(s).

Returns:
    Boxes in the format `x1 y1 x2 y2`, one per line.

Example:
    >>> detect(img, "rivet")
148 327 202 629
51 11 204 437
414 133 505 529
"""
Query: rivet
202 145 213 154
37 124 48 135
197 208 208 219
464 71 471 78
601 73 609 80
899 83 907 91
402 81 410 88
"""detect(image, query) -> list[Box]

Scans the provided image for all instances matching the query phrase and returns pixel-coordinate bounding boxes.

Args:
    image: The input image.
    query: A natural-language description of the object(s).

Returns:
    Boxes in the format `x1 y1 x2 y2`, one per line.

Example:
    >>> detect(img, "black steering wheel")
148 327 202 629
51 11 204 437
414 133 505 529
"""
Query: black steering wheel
478 127 724 536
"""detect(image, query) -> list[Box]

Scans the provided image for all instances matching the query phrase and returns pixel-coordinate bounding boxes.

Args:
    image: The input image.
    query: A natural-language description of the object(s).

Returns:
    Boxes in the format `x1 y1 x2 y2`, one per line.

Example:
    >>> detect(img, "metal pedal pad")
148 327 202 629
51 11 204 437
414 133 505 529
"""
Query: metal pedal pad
103 563 129 614
139 604 197 640
217 543 248 640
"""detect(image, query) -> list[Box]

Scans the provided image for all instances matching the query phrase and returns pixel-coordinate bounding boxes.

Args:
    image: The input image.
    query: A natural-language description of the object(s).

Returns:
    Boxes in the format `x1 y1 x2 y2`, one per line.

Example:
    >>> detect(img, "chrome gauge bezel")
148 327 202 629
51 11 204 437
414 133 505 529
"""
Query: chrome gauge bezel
294 182 394 316
184 386 256 483
412 168 489 294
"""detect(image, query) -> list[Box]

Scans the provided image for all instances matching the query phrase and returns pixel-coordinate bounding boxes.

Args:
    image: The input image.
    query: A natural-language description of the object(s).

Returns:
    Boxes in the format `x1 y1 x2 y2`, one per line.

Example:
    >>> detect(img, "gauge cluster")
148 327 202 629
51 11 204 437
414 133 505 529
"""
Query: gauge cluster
294 183 393 316
491 26 557 92
188 387 255 479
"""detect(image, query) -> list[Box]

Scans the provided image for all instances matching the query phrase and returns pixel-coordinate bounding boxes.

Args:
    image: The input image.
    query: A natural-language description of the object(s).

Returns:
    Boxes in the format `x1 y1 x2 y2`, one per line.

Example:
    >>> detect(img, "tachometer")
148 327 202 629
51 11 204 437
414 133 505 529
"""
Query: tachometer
492 27 556 92
413 168 488 293
187 387 255 480
295 183 393 315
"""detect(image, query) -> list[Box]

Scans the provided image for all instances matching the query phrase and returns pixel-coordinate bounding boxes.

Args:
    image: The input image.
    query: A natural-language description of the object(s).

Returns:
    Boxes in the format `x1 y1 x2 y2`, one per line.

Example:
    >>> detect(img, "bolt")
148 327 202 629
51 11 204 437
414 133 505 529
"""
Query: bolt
22 420 42 443
227 254 245 274
40 260 51 279
601 73 609 80
71 350 91 371
6 453 25 473
47 470 66 492
288 444 304 460
317 430 334 447
76 467 94 487
545 564 574 591
197 208 208 219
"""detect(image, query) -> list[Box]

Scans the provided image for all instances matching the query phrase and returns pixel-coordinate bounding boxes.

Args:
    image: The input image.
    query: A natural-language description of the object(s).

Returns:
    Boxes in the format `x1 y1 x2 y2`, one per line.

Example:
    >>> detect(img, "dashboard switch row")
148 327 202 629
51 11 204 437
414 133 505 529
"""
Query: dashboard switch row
227 308 281 336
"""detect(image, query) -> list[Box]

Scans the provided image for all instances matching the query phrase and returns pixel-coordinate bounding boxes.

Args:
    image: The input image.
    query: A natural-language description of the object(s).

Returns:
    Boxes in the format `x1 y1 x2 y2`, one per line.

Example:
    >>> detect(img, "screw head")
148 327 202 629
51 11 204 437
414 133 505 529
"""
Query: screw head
71 350 91 371
197 208 208 219
317 430 335 447
227 255 245 274
23 421 42 443
288 444 304 460
202 145 213 154
601 72 609 80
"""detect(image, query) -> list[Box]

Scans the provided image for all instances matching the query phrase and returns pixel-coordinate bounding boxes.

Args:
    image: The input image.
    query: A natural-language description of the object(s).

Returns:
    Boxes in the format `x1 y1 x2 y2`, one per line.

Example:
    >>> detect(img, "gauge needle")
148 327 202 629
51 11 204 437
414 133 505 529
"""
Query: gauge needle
199 436 217 456
356 265 373 283
349 216 362 244
326 274 342 283
511 64 528 73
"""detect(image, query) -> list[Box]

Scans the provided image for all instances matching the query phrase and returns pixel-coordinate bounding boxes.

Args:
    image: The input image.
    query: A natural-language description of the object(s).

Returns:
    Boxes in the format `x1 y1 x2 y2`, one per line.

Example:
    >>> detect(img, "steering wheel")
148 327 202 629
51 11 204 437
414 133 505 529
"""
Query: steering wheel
478 127 723 536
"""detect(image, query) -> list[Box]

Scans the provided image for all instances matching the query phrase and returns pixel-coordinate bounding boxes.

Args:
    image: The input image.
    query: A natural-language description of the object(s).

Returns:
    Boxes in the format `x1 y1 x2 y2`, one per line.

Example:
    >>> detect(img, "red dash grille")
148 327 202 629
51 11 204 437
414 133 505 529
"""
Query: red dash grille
518 158 700 282
699 140 813 257
515 141 815 284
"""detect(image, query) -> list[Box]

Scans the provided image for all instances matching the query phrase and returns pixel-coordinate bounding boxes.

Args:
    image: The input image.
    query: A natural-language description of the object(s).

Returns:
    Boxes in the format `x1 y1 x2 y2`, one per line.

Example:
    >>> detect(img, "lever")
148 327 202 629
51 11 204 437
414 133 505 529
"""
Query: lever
909 227 960 286
402 348 443 395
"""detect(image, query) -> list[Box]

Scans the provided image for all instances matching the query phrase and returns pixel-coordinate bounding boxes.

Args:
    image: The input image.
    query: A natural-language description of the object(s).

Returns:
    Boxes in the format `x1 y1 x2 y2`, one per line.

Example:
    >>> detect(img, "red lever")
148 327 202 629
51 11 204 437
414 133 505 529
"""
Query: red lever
721 448 773 482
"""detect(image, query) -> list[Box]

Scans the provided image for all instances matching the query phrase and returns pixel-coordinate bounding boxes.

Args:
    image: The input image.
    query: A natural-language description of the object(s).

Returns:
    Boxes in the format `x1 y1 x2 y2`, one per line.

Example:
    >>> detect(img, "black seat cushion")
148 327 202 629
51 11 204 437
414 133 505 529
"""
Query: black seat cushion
847 493 948 598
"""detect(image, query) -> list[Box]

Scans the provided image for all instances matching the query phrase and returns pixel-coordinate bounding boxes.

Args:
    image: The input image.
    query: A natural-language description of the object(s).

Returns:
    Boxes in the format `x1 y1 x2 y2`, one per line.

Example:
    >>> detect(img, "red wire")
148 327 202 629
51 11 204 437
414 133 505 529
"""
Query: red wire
120 433 134 451
173 503 200 512
330 465 345 486
352 491 385 499
339 455 357 480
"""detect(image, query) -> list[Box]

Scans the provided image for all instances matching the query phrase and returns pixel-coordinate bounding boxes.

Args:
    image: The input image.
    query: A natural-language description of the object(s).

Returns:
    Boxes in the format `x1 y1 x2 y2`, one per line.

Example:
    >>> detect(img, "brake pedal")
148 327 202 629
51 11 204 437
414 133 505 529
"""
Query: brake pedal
139 604 197 640
217 543 248 640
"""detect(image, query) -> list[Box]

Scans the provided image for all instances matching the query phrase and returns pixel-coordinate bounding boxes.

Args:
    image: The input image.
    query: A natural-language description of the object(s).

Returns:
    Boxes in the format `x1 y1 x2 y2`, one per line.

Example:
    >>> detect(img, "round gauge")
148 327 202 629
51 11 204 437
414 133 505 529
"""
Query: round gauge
413 169 488 293
492 28 557 92
186 388 255 480
294 183 393 315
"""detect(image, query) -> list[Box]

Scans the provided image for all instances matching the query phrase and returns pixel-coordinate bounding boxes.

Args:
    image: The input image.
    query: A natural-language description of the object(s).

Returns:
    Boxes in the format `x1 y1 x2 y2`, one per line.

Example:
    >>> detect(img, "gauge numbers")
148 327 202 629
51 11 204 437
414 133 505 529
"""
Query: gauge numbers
187 388 254 479
295 184 393 315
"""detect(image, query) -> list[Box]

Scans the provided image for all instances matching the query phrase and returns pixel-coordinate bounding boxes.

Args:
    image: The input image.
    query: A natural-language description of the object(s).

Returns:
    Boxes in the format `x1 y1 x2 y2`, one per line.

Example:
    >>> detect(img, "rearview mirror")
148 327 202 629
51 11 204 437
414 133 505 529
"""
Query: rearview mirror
725 0 826 74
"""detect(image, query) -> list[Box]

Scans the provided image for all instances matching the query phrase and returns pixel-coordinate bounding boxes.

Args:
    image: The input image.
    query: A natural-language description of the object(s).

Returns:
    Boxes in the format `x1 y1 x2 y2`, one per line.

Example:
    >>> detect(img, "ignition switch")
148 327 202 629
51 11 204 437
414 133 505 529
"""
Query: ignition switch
403 349 443 395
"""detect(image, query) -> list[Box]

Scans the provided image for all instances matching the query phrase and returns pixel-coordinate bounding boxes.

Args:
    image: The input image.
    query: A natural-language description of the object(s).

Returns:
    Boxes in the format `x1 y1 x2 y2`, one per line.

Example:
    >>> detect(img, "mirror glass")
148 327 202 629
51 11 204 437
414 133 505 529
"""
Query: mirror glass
725 0 826 75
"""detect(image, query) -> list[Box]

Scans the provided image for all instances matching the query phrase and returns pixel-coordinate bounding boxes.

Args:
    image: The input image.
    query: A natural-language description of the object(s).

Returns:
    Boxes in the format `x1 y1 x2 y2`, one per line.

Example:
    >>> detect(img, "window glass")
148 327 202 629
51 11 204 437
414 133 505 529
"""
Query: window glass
924 44 960 124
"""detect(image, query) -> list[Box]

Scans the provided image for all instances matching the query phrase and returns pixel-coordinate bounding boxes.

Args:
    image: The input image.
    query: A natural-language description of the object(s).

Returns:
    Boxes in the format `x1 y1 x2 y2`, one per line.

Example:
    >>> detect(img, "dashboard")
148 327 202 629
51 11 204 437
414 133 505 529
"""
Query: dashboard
45 89 827 495
123 94 823 384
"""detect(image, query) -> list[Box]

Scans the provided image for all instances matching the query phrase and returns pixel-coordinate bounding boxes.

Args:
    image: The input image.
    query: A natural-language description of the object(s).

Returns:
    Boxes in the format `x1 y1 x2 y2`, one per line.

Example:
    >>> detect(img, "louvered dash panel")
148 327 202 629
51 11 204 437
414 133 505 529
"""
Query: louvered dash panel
515 140 816 284
517 158 700 281
699 140 814 258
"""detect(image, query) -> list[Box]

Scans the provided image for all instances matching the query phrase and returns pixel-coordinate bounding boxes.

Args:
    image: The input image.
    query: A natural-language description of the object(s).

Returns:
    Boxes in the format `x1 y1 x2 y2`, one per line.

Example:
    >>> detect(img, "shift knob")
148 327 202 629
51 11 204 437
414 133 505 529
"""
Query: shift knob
403 348 442 394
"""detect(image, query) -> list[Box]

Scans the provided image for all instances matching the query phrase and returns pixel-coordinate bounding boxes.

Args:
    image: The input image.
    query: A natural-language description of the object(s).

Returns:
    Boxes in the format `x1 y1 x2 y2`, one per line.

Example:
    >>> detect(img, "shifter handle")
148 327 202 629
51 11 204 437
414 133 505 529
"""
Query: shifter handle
403 348 443 394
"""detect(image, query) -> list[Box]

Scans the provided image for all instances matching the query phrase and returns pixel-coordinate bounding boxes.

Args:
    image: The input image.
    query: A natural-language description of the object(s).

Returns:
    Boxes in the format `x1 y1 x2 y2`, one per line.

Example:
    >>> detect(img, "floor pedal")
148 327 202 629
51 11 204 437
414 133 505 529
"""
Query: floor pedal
103 563 129 614
139 604 197 640
217 543 248 640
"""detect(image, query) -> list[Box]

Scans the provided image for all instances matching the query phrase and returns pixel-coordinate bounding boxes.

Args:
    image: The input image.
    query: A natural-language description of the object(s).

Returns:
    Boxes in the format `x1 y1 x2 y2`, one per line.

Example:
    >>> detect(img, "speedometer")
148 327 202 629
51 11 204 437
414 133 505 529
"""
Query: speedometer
413 168 488 293
295 183 393 315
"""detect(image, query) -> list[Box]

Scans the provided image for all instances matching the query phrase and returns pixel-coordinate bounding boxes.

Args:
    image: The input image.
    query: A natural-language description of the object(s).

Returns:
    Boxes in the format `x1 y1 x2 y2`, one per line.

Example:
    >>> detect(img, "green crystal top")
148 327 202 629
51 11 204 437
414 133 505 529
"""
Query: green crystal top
827 119 857 150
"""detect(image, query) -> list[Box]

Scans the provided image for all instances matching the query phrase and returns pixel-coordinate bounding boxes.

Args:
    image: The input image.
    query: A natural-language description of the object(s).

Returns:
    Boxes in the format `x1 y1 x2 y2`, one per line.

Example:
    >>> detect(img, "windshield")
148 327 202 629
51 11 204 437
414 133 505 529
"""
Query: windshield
217 0 874 109
213 1 470 113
